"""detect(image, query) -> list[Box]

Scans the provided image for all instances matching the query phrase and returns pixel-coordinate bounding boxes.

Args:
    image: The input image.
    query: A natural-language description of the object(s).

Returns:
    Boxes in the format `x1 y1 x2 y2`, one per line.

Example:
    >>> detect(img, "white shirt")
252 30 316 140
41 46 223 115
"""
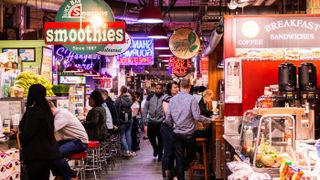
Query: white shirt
54 109 88 143
131 101 140 117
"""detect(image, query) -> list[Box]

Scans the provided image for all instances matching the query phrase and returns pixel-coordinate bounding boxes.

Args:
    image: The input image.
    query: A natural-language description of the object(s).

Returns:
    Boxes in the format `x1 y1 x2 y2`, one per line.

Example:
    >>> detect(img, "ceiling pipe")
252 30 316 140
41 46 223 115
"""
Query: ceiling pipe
265 0 277 6
253 0 265 6
204 19 224 56
2 0 63 11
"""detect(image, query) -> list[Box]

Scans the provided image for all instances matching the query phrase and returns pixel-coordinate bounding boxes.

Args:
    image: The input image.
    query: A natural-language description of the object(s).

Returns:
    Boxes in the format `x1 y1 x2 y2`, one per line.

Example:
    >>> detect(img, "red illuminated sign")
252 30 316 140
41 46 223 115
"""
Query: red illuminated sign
201 56 208 74
99 78 112 89
118 57 152 65
169 57 192 77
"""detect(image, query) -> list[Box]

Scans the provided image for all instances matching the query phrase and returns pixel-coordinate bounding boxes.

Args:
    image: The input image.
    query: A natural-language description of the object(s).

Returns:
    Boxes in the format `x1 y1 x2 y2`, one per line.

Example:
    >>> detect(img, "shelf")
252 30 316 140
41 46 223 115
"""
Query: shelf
69 94 83 96
70 102 83 104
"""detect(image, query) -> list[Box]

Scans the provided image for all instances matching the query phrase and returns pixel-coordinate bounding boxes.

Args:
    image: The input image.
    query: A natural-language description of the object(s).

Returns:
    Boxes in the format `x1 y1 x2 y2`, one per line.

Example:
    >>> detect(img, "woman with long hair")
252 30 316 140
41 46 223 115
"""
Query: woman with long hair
131 91 142 152
19 84 60 180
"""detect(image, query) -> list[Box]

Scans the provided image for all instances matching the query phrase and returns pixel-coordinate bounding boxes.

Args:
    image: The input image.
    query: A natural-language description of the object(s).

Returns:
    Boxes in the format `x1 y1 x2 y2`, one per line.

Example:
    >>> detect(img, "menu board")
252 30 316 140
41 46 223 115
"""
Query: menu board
0 100 23 119
40 47 53 83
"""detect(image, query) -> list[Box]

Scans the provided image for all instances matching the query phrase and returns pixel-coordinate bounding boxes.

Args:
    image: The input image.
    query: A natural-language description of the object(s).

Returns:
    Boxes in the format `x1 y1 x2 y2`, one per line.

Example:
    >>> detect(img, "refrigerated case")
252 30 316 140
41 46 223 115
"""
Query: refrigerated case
68 85 85 116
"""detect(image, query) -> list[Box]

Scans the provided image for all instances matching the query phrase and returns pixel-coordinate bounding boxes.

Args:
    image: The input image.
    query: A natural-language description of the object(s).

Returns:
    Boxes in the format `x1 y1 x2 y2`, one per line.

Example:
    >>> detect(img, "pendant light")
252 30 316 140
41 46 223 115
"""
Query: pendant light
138 0 163 24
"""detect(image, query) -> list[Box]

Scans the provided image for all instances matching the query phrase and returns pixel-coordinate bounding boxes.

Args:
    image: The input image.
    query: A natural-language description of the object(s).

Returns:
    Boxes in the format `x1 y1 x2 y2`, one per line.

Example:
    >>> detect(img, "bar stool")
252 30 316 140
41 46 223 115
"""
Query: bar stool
67 151 88 180
85 141 101 179
189 138 209 180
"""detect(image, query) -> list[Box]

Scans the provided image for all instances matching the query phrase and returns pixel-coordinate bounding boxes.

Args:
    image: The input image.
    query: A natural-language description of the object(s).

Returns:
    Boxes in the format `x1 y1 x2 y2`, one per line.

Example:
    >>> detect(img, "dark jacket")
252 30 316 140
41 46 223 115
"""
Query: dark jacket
105 98 119 126
83 106 107 141
115 94 132 124
19 106 60 162
199 98 213 118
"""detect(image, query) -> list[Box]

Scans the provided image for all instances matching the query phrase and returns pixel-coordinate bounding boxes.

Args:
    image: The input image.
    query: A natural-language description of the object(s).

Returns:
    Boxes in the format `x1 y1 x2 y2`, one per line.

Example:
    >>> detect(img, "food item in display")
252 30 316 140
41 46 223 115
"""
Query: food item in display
236 49 248 58
247 50 261 59
274 49 285 60
261 154 275 167
260 49 274 60
312 49 320 59
14 71 55 97
285 49 299 60
299 49 312 60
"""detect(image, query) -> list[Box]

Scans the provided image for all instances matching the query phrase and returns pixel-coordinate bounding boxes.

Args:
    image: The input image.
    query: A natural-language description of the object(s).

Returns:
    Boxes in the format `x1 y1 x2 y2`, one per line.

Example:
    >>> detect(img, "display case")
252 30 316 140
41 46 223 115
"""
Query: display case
68 85 85 116
252 114 296 176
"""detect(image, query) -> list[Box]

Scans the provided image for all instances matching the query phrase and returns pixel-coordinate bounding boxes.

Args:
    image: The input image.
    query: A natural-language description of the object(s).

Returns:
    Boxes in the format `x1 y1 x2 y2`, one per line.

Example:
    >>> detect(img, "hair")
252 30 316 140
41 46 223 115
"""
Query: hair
156 84 163 88
129 89 136 103
26 84 55 142
120 86 128 95
90 90 104 107
166 81 179 96
180 78 191 89
99 89 108 96
203 89 213 98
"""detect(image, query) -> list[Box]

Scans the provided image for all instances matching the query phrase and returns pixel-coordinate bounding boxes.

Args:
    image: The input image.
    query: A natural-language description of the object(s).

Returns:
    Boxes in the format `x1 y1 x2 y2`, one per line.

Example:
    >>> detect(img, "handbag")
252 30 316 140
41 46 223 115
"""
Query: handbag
17 131 30 180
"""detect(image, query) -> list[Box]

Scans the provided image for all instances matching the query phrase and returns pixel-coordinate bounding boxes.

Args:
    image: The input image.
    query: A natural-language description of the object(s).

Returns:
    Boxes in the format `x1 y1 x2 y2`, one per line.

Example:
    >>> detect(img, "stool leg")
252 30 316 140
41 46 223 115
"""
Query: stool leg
189 166 194 180
202 142 208 180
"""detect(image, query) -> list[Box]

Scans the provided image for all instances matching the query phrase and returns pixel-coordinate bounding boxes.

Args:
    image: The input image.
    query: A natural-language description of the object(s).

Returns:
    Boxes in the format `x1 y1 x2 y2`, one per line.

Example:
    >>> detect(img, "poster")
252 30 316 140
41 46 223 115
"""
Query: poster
40 47 53 83
224 58 242 103
19 48 35 62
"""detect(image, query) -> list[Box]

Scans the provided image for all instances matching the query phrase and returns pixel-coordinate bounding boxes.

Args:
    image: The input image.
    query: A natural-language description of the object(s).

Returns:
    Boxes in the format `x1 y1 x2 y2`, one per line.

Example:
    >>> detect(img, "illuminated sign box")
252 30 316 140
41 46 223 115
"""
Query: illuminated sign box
59 75 86 84
117 38 154 65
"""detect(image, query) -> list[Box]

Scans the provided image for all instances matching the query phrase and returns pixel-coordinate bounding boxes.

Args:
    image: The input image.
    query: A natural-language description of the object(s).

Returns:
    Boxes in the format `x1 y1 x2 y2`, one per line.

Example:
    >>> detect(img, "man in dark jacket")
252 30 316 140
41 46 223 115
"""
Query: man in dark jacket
143 84 165 161
100 89 120 128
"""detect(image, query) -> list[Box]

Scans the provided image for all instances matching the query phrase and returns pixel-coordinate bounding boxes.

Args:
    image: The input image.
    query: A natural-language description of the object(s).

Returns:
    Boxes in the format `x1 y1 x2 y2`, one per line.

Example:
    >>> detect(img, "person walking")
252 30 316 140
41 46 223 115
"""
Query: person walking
49 101 88 180
143 84 165 161
165 79 214 180
161 82 179 180
115 86 134 157
131 91 142 152
83 90 107 141
19 84 60 180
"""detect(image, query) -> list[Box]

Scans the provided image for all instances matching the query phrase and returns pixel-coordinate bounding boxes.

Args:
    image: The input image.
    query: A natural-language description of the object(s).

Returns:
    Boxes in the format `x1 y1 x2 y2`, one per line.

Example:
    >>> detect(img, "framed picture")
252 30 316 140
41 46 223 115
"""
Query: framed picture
19 48 35 62
2 48 18 62
21 63 39 74
40 47 53 83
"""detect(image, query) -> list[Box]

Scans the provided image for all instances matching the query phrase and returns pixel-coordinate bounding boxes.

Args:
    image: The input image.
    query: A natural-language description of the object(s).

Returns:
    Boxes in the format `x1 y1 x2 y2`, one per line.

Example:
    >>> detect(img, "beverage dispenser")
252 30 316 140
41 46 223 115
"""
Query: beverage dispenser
278 62 298 106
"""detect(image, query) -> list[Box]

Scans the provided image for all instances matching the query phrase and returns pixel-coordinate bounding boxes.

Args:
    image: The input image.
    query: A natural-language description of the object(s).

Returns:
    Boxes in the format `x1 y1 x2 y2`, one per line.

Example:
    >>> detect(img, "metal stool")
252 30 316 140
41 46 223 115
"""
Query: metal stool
189 138 209 180
85 141 101 179
67 151 88 180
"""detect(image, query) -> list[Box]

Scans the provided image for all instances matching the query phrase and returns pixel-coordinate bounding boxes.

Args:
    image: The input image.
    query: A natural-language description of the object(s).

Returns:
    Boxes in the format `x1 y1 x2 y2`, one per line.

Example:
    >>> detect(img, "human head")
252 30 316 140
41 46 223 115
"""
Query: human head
120 86 128 96
89 90 104 107
155 84 163 95
203 89 214 104
166 82 179 96
134 91 142 102
179 79 191 92
99 89 109 100
128 89 136 102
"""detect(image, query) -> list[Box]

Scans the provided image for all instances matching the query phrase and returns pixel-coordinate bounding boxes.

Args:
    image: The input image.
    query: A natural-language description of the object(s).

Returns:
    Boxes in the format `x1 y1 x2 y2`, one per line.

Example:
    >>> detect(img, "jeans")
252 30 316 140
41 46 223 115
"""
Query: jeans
173 133 196 180
52 139 87 180
160 123 174 178
120 122 132 152
147 123 163 158
131 117 140 151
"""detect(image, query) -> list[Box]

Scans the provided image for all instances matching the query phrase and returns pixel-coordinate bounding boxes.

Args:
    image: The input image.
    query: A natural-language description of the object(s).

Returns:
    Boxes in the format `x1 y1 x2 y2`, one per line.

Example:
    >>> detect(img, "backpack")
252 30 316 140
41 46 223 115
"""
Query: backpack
119 98 132 124
102 103 113 129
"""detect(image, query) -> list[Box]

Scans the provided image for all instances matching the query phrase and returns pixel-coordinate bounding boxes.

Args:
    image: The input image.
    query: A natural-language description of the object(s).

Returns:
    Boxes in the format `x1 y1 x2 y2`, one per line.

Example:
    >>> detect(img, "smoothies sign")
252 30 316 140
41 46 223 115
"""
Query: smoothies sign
233 15 320 60
44 0 126 55
118 38 154 65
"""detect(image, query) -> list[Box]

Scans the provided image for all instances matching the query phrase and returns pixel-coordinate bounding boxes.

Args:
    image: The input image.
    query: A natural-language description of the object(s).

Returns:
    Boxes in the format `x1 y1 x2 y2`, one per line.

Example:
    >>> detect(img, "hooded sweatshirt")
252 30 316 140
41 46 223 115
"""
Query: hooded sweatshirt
115 94 133 124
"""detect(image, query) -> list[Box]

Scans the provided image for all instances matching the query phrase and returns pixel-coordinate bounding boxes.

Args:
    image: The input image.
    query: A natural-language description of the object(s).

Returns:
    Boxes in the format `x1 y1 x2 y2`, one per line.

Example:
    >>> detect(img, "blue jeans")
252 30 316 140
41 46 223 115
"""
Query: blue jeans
52 139 87 180
120 122 132 152
161 123 174 178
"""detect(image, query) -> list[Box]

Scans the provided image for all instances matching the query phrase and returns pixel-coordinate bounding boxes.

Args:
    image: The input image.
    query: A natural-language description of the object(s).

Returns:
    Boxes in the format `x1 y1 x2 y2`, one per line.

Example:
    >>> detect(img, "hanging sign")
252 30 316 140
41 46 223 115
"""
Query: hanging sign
168 56 192 77
98 33 131 56
169 27 200 59
99 78 112 89
118 38 154 65
44 0 126 55
59 75 86 84
200 56 209 74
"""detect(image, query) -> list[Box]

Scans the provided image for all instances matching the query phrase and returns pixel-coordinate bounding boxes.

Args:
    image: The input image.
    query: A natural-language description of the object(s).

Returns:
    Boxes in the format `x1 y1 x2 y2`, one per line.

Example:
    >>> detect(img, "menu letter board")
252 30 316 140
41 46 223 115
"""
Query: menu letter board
40 47 53 82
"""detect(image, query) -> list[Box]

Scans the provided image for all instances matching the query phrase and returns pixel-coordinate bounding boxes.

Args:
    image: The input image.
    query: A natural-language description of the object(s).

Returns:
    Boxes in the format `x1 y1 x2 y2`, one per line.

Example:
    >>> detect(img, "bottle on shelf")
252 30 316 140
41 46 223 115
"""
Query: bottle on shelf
244 126 254 148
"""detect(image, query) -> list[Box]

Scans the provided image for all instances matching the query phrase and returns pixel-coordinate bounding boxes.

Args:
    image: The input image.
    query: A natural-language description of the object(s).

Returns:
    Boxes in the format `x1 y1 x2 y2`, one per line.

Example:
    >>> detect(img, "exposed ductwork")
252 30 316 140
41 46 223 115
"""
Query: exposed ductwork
204 19 223 56
2 0 64 11
265 0 277 6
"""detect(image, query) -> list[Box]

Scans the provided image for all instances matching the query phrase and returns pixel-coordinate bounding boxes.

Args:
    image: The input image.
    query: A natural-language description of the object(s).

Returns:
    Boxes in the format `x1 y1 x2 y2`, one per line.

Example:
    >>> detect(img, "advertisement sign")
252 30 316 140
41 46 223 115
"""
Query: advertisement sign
99 78 112 89
169 28 200 59
200 56 209 74
98 33 131 56
44 0 126 55
118 38 154 65
168 56 192 77
40 47 53 83
233 15 320 60
59 75 86 84
224 57 242 103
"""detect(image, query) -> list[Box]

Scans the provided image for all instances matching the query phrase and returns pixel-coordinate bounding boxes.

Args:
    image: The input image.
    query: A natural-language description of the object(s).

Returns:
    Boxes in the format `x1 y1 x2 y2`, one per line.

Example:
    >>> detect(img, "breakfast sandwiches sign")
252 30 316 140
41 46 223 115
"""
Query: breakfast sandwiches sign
234 15 320 60
44 0 126 55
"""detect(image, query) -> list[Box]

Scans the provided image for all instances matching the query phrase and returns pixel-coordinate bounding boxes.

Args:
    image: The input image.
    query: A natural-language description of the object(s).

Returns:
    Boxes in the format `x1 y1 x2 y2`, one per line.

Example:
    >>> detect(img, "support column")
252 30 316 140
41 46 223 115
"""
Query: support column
17 5 25 39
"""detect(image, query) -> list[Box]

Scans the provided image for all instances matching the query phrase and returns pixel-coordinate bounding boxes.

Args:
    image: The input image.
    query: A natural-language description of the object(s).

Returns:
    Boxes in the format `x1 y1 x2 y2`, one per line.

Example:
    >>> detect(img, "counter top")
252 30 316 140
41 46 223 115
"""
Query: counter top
222 135 246 160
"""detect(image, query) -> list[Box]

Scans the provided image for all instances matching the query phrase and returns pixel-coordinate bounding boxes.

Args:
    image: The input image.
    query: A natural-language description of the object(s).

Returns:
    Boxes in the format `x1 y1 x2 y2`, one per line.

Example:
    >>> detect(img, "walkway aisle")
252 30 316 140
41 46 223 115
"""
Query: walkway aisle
93 139 163 180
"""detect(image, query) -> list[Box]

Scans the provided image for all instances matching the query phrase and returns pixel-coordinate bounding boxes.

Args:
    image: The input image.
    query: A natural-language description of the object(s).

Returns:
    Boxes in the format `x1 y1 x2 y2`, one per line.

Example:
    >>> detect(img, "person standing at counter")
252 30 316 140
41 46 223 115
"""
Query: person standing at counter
49 101 88 180
19 84 60 180
100 89 120 131
83 90 107 141
161 81 179 180
143 84 165 161
165 79 213 180
115 86 134 157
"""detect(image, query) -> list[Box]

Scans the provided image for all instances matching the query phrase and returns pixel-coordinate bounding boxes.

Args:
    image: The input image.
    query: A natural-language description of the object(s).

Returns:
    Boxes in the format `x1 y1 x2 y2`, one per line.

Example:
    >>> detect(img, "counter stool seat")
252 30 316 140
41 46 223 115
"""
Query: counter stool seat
67 151 88 180
88 141 100 149
189 138 209 180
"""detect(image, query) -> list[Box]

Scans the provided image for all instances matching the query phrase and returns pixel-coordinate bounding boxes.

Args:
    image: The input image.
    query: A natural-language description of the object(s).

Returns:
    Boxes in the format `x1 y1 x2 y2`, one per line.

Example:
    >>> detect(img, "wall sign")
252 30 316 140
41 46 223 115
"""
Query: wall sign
224 57 242 103
233 15 320 60
169 27 200 59
44 0 126 55
40 47 53 82
168 56 192 77
98 33 131 56
99 78 112 89
59 75 86 84
118 38 154 65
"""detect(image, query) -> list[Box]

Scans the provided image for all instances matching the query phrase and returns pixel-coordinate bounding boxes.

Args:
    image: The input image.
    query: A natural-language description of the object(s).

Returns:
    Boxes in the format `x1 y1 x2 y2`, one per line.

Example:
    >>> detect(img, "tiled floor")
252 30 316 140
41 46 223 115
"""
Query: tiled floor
87 138 163 180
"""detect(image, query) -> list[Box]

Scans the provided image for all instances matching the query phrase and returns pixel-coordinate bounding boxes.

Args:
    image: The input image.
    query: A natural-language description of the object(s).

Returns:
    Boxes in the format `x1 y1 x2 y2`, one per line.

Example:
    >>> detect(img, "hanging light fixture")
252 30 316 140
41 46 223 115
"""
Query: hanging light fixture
154 39 169 50
138 0 163 24
148 24 168 39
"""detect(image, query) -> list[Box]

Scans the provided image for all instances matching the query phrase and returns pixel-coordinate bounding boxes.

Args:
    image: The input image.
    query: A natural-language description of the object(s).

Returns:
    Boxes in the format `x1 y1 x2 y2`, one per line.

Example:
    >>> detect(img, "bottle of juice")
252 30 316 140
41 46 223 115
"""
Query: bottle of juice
280 161 291 180
292 170 304 180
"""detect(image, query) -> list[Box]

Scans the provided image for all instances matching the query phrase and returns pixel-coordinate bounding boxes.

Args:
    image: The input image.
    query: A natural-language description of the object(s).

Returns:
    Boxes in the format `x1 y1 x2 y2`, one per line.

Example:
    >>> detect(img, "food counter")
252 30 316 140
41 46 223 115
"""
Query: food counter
0 140 20 179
